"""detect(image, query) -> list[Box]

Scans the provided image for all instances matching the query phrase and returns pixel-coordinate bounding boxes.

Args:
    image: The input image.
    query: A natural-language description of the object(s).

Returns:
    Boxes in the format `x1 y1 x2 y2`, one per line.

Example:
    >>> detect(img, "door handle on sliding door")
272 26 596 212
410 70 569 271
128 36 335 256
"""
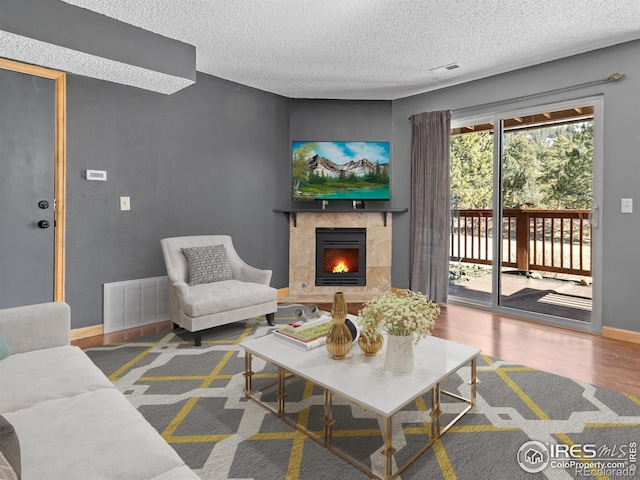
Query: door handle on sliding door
590 205 599 229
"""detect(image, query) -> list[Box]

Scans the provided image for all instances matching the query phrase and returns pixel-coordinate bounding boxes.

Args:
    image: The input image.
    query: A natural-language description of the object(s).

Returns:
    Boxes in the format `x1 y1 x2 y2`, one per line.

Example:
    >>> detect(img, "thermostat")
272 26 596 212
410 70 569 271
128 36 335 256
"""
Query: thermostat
86 169 107 181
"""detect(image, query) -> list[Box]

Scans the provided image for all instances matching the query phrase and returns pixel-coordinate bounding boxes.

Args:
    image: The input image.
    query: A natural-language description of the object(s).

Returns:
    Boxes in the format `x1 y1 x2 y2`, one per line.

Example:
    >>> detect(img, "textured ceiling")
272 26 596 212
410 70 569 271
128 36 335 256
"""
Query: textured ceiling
63 0 640 100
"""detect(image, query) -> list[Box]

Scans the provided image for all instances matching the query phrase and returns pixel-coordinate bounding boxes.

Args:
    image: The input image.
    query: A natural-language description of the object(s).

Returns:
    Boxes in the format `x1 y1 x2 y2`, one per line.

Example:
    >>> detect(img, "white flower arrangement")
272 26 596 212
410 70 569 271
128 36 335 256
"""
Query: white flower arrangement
358 289 440 344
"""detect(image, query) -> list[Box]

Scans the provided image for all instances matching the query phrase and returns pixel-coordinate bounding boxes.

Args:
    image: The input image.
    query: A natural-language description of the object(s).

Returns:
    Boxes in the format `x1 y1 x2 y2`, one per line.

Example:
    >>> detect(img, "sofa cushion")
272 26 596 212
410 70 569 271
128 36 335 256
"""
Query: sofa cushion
4 389 190 480
184 279 277 317
0 415 20 480
181 244 232 285
0 346 114 414
0 302 70 355
0 331 9 361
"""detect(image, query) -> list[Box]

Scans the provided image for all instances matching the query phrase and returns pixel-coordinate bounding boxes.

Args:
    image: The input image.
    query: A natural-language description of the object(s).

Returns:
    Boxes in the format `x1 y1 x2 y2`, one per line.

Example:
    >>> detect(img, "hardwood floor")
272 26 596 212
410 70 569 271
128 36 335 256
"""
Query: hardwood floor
72 320 175 350
72 303 640 397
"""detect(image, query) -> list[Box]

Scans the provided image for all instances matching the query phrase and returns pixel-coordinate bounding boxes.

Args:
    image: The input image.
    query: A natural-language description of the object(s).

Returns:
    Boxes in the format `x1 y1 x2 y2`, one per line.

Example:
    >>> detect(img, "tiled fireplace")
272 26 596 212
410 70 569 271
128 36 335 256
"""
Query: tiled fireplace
285 211 392 302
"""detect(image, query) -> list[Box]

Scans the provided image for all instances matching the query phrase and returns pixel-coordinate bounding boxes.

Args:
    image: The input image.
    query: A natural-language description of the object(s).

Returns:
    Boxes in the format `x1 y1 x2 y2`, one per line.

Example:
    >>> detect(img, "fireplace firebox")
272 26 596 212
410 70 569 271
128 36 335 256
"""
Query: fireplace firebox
315 228 366 286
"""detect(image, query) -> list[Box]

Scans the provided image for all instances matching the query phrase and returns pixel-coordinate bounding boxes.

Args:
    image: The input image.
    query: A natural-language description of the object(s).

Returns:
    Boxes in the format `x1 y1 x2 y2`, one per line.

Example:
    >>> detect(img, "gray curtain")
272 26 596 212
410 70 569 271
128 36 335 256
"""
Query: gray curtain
410 110 451 303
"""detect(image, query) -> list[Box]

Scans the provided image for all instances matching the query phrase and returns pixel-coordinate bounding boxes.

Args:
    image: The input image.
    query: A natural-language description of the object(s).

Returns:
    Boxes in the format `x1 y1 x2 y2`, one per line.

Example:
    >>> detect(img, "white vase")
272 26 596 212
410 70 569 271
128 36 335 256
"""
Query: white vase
384 334 414 373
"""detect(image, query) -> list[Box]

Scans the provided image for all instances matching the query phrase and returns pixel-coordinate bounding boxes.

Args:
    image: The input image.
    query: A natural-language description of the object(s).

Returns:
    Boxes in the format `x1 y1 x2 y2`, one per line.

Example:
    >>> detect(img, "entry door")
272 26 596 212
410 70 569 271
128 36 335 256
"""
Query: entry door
0 67 56 308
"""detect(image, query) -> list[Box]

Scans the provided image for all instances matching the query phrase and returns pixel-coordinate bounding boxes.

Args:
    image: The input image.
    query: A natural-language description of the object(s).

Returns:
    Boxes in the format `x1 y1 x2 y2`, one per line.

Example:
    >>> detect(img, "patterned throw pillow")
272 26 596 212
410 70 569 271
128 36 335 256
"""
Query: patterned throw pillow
181 244 233 286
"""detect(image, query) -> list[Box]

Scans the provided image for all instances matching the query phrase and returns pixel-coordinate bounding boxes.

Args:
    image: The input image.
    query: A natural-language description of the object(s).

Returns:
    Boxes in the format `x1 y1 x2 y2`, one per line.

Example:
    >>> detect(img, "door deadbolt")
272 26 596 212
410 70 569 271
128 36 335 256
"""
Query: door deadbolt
38 200 50 209
37 220 50 229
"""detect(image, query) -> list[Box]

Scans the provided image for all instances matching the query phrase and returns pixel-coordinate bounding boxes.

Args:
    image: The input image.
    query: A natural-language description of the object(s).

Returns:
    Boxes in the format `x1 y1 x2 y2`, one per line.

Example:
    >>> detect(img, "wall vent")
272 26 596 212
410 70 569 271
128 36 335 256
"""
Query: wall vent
103 276 170 333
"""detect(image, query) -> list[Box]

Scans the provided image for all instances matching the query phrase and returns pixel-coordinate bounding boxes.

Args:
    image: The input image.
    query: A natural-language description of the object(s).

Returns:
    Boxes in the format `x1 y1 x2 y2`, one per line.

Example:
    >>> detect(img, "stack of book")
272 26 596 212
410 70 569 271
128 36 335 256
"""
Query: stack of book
272 315 332 350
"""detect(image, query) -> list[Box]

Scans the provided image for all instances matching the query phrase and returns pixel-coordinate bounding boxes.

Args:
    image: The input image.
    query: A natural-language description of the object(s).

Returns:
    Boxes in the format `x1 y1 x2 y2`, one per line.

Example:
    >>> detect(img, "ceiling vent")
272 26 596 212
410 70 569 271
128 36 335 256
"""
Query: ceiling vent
430 62 460 73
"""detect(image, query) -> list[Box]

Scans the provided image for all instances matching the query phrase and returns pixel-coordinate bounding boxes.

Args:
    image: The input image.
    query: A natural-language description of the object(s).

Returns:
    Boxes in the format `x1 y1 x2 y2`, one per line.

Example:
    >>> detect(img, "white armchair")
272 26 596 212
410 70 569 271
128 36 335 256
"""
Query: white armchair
160 235 277 346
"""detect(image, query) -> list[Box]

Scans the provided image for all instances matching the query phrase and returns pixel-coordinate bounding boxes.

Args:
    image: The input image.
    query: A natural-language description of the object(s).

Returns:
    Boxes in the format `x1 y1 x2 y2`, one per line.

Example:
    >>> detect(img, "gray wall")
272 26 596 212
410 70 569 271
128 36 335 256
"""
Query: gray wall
391 40 640 332
290 99 392 141
66 72 291 328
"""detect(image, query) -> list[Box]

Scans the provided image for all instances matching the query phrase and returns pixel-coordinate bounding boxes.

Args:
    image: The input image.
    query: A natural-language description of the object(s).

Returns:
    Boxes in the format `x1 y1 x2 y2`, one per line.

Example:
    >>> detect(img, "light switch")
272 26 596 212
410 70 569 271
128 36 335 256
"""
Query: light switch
120 196 131 211
621 198 633 214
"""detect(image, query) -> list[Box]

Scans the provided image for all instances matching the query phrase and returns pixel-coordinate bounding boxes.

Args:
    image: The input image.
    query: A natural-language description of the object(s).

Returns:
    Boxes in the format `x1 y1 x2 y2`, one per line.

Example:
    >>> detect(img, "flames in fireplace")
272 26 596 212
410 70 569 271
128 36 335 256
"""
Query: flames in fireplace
324 248 358 275
332 261 349 274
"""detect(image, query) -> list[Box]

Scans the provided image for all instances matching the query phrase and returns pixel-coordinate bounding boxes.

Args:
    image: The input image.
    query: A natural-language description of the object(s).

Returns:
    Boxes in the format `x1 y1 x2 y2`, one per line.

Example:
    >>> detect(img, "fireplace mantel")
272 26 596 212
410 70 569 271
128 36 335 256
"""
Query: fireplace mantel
274 207 407 227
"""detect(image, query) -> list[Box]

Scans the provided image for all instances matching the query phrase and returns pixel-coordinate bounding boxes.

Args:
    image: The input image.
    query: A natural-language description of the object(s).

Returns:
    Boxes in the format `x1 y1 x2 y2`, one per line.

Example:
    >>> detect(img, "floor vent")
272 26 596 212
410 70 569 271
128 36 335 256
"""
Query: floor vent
104 276 170 333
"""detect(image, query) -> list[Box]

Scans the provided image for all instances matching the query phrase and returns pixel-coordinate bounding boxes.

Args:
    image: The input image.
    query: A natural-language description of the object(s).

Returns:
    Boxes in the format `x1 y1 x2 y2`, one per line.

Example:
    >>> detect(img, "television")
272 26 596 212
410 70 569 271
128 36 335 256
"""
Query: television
291 141 390 201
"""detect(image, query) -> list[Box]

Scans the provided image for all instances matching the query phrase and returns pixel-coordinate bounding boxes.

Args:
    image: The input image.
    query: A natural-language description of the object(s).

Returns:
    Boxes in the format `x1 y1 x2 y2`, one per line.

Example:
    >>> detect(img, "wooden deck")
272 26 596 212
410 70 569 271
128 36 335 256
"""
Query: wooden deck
451 208 592 276
449 269 592 322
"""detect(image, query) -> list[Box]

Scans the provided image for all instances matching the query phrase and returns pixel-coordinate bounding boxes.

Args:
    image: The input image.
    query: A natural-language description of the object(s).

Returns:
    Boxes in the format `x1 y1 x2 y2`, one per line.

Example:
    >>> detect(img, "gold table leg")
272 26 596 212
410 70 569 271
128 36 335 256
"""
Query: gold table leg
277 367 286 418
243 352 253 397
470 356 478 406
323 390 335 448
382 416 395 479
432 384 442 438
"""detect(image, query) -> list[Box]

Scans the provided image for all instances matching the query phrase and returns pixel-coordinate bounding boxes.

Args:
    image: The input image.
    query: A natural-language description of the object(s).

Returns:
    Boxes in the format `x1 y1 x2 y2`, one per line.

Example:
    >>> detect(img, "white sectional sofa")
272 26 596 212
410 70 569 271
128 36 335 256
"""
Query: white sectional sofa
0 302 199 480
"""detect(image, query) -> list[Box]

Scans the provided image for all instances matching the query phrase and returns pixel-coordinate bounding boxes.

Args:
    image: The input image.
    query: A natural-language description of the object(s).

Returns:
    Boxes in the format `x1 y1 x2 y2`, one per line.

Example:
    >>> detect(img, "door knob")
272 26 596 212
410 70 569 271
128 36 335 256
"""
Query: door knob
38 220 50 229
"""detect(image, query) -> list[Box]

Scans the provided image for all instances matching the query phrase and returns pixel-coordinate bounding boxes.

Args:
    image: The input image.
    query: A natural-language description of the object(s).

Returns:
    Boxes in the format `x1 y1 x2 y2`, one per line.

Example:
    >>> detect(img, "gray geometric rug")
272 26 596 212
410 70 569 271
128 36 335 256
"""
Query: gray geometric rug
85 306 640 479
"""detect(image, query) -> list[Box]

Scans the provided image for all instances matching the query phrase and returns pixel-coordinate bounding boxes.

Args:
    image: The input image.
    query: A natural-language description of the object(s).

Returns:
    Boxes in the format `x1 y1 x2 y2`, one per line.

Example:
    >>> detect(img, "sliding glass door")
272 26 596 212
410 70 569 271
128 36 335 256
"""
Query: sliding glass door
449 115 495 306
449 98 602 332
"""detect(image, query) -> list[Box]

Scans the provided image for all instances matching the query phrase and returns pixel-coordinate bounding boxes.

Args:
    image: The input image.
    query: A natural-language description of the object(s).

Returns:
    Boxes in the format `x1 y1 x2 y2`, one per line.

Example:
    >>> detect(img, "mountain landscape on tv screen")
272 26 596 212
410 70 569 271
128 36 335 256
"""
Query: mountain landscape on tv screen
292 141 390 201
307 155 388 178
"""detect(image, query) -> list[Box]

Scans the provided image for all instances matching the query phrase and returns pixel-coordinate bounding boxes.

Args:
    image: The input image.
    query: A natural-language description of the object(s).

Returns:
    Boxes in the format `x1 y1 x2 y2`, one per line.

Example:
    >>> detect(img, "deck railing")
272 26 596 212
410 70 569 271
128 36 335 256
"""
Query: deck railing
450 208 592 276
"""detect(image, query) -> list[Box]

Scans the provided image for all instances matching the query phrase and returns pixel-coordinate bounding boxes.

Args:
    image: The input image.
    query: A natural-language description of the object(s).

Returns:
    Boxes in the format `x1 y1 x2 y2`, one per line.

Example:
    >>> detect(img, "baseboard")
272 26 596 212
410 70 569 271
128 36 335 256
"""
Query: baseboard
602 326 640 345
70 324 104 341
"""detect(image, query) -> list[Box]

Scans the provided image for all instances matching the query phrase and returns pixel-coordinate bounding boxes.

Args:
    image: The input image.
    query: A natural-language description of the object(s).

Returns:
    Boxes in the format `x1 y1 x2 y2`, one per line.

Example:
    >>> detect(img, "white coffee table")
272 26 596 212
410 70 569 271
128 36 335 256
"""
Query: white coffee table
241 333 480 480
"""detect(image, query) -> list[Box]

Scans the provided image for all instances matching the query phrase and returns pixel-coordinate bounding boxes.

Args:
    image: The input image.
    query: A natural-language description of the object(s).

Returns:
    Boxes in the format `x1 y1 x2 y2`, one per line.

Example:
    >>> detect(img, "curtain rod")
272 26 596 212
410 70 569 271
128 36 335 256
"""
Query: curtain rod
408 72 626 120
